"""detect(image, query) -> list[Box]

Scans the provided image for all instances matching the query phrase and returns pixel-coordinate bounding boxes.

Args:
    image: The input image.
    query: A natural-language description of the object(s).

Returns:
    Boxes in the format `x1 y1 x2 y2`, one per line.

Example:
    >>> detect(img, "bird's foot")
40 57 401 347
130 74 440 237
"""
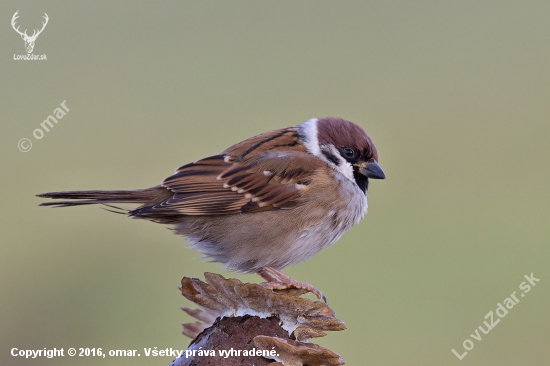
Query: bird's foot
257 266 327 303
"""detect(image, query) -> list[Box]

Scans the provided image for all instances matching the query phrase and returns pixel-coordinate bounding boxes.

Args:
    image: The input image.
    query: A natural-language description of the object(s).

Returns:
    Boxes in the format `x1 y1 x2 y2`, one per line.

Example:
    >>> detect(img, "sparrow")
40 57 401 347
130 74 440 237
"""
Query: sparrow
38 117 385 301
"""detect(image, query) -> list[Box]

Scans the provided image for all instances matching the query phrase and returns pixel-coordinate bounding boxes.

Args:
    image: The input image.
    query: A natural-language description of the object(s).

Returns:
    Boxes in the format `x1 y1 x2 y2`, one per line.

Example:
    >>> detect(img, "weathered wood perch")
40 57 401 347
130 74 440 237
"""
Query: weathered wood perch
170 273 346 366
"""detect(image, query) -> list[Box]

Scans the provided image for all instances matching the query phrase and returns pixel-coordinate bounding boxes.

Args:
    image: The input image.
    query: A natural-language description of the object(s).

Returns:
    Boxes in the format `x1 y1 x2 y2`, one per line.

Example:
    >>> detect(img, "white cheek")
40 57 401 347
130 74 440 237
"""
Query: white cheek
337 160 354 182
320 144 355 182
297 118 356 184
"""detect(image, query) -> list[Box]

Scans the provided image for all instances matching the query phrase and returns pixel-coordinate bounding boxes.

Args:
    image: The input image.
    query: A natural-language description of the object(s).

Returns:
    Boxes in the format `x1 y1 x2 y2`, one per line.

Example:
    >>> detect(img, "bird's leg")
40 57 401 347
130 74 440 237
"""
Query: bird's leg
257 266 327 302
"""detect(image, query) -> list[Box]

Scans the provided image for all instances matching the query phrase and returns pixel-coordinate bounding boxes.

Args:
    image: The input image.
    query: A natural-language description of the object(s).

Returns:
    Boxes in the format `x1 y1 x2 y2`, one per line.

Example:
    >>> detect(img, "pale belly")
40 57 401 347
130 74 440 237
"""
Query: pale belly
178 175 368 272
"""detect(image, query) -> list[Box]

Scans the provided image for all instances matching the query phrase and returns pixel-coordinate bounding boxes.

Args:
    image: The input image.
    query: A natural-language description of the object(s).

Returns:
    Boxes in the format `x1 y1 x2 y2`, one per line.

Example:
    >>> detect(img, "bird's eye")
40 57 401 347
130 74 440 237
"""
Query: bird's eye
342 147 355 159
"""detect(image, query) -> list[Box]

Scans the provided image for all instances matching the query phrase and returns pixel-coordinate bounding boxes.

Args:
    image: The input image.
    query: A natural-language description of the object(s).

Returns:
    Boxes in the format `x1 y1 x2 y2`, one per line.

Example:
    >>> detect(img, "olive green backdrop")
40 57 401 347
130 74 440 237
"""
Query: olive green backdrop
1 1 549 365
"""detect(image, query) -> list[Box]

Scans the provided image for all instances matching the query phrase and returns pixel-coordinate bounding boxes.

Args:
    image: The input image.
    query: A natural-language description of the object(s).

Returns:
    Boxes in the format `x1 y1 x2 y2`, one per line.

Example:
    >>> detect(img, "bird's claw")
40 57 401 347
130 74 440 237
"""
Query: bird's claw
258 267 327 302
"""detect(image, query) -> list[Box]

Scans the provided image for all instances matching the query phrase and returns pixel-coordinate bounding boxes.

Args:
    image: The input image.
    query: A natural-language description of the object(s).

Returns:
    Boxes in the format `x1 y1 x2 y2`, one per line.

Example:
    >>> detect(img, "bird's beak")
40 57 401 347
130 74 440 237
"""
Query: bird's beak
355 160 386 179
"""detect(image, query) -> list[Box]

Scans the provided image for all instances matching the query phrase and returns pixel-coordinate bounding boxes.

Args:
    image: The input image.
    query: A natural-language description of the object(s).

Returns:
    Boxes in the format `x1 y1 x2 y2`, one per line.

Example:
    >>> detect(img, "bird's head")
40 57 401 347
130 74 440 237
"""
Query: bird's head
299 117 385 192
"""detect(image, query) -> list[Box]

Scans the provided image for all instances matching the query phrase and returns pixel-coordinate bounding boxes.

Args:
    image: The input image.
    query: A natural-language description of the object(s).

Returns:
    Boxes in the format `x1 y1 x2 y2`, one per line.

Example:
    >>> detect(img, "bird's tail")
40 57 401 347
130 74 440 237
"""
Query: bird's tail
37 186 168 208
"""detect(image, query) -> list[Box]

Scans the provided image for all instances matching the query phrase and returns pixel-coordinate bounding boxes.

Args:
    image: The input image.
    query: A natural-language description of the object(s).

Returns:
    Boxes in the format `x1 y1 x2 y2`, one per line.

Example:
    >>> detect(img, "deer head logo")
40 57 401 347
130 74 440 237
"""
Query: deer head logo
11 11 49 54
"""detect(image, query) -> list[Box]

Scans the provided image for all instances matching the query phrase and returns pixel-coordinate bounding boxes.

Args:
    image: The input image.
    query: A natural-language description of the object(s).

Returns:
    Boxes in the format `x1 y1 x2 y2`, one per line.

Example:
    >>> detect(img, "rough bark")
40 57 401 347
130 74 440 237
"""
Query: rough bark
170 273 346 366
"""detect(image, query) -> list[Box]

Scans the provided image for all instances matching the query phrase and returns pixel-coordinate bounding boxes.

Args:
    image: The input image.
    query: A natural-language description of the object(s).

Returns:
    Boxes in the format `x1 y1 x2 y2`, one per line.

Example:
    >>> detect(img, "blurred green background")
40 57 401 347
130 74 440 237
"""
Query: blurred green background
1 1 549 365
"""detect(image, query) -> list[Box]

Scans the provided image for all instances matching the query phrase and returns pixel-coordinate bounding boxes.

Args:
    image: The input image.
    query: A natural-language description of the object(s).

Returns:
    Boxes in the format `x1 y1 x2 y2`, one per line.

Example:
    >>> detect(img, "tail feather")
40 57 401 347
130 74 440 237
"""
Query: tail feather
37 186 170 208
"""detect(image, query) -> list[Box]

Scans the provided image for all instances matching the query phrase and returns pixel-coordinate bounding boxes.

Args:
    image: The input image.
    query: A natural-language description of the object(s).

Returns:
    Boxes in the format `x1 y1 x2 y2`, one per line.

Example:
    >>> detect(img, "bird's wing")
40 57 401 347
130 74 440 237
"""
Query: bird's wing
133 127 324 216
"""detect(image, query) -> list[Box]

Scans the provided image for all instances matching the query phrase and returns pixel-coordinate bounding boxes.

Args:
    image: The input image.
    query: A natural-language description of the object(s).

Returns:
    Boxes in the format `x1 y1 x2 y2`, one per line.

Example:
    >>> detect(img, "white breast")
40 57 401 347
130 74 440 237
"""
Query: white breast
283 173 368 267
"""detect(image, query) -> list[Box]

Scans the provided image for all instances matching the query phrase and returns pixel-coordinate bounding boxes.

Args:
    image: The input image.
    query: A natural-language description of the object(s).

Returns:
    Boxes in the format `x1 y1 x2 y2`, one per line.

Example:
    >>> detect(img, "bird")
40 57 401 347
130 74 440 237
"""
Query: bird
38 117 385 301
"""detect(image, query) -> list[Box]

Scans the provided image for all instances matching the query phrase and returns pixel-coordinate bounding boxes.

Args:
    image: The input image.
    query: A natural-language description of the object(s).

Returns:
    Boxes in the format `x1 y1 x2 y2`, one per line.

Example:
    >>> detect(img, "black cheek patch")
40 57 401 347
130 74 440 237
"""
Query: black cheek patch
322 150 341 166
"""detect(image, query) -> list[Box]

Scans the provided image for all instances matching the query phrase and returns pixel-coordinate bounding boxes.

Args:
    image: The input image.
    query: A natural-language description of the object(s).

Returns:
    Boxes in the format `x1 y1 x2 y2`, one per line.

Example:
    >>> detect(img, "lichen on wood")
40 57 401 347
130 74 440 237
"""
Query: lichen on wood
171 272 346 366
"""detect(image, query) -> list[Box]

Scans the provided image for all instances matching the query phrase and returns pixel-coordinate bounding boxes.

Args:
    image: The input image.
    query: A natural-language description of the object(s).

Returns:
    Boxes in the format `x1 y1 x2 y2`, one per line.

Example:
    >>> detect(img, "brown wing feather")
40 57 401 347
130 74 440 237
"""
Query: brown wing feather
132 127 323 217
